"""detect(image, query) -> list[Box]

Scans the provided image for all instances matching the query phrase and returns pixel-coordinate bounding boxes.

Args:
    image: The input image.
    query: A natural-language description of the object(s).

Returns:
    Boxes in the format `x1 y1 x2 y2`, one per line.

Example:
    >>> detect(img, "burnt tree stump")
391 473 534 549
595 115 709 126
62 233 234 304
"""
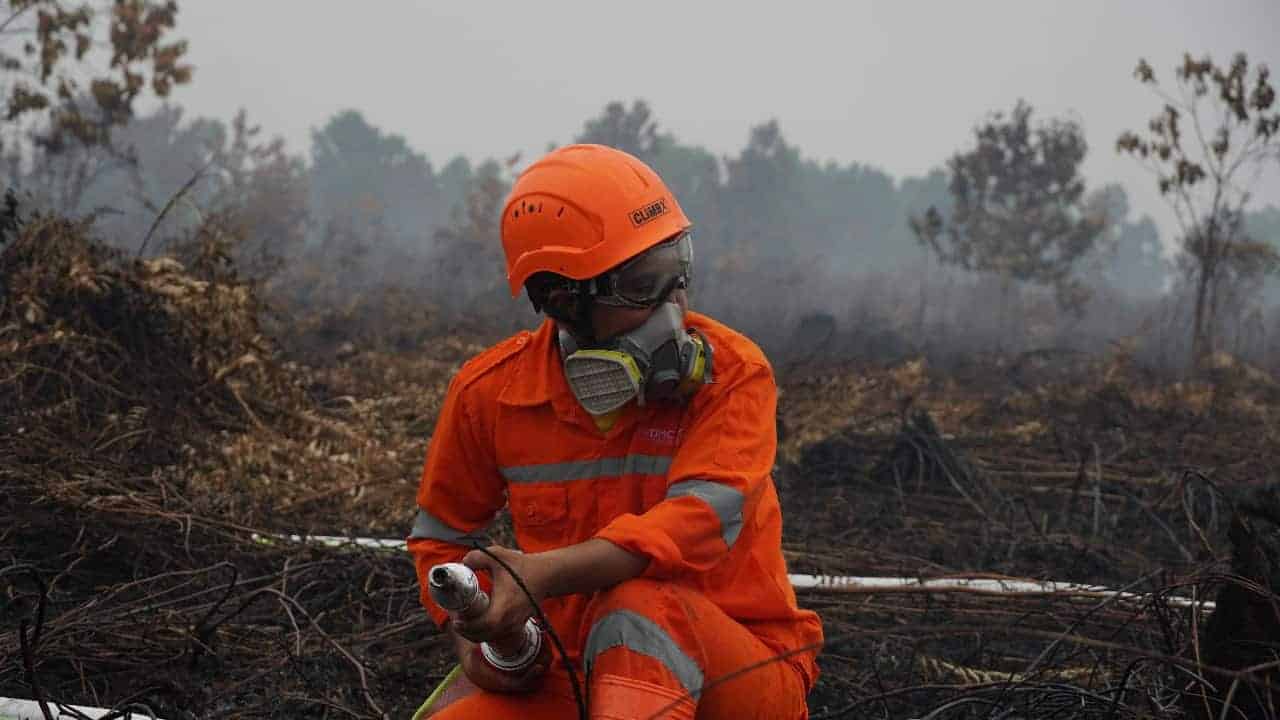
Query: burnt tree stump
1187 484 1280 720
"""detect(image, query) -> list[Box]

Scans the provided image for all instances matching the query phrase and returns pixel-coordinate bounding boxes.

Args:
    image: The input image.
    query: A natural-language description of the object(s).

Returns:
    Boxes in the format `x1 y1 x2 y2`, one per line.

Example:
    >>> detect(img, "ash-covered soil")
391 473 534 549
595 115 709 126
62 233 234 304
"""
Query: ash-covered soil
3 219 1276 719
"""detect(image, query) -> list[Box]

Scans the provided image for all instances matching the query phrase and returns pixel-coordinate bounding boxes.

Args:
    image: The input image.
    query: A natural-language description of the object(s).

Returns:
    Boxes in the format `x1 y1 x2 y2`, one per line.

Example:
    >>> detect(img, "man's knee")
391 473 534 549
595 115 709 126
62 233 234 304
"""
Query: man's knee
581 580 706 700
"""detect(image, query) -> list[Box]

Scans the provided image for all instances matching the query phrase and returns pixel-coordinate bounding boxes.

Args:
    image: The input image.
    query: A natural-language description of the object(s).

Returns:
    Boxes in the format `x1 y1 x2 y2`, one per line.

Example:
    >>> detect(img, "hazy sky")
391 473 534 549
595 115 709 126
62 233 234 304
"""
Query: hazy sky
166 1 1279 244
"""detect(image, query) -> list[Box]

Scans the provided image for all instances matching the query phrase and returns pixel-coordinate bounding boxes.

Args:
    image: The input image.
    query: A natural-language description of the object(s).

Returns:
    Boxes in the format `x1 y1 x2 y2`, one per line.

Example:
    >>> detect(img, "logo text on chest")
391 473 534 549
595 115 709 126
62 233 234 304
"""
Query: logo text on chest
644 427 679 445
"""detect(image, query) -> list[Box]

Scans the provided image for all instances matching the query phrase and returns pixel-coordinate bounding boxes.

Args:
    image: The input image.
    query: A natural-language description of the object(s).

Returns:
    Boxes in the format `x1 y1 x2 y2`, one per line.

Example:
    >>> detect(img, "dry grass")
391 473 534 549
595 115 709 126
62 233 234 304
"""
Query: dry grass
2 217 1277 719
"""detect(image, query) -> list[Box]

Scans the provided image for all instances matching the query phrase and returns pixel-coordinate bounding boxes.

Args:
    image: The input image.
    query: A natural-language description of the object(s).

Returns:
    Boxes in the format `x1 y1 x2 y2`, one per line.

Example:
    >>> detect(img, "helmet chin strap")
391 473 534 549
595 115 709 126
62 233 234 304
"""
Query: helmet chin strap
555 322 581 358
555 316 595 355
538 280 599 347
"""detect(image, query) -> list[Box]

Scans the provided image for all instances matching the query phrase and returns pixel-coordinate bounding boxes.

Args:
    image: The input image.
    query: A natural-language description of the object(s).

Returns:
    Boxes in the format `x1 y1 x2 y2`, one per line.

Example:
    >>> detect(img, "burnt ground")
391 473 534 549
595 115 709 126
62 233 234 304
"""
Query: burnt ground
3 219 1279 719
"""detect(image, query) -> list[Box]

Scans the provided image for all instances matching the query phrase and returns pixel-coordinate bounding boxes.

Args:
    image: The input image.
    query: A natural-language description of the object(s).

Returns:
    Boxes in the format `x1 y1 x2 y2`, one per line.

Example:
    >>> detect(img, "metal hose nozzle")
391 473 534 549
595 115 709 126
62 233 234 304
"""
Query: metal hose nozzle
427 561 545 674
428 562 486 617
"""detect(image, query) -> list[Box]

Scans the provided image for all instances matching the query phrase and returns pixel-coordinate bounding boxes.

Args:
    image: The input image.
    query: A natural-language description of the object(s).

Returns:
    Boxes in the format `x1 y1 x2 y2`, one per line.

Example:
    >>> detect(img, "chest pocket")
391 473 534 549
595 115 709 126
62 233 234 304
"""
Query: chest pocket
509 485 569 552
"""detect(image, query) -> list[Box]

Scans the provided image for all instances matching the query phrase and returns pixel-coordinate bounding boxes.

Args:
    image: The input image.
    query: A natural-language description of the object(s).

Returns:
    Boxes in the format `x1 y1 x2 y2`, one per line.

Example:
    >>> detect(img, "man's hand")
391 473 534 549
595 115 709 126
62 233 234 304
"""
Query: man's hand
450 622 549 694
453 546 548 645
446 541 648 691
451 539 649 647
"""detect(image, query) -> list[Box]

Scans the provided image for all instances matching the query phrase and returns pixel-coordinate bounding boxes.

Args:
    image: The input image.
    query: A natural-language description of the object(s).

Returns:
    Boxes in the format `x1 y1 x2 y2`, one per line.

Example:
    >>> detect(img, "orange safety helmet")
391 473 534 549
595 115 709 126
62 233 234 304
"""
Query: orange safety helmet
500 144 692 297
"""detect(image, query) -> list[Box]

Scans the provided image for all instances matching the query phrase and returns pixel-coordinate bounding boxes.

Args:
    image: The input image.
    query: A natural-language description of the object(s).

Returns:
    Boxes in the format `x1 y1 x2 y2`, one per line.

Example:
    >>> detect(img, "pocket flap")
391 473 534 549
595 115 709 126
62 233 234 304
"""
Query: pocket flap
511 485 568 528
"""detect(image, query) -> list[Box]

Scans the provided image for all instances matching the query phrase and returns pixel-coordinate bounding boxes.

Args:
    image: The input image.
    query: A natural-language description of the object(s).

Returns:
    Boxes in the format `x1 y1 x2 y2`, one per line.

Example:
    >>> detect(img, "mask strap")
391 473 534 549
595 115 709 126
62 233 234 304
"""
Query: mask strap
556 326 579 361
677 330 713 397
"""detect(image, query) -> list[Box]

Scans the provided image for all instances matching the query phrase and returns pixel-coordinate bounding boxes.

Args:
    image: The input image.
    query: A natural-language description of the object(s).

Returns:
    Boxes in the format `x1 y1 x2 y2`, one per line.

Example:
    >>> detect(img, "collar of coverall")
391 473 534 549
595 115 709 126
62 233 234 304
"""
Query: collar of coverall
496 317 570 408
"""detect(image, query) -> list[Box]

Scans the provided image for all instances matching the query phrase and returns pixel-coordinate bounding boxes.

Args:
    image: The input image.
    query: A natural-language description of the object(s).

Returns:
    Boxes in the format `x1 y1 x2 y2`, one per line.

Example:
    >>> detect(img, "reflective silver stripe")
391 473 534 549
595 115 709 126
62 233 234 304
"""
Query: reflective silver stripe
409 508 480 543
500 454 672 484
584 609 704 694
666 480 744 548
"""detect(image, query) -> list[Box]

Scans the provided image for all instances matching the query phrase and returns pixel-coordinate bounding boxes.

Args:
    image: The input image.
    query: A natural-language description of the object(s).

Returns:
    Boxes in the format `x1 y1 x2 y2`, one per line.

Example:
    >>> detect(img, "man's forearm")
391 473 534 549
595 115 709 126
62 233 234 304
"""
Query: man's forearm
535 538 649 599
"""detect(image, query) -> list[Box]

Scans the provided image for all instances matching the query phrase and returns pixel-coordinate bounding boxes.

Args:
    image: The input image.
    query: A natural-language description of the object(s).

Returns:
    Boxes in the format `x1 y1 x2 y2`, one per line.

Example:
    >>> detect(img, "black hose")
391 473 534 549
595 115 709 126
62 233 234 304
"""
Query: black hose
470 543 588 720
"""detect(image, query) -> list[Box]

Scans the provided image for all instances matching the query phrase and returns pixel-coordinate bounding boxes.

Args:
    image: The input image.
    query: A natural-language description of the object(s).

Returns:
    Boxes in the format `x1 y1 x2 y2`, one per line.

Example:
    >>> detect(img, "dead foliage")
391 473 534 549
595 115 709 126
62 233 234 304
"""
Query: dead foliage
779 352 1280 718
2 216 1279 719
0 215 457 718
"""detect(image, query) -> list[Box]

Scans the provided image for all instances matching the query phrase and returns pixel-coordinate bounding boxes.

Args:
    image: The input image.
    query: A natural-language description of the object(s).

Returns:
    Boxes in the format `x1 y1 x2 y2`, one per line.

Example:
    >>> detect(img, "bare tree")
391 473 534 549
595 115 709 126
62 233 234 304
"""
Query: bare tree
1117 52 1280 368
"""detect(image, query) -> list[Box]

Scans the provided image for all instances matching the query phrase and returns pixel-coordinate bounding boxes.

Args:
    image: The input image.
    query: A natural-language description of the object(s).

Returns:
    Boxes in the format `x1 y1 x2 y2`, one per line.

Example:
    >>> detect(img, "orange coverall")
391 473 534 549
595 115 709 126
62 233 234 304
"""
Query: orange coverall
408 311 823 719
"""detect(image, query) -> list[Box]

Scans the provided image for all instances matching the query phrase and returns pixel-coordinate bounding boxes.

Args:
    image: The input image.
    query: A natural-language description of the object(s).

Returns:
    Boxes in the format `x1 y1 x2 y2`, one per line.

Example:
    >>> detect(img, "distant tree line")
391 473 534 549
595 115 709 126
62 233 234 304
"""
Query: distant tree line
6 98 1219 296
3 2 1279 371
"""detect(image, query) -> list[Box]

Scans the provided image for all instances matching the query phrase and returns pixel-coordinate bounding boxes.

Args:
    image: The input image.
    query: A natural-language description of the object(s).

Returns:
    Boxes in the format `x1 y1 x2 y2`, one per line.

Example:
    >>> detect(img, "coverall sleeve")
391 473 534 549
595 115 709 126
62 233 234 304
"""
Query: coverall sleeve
594 360 776 578
407 375 506 629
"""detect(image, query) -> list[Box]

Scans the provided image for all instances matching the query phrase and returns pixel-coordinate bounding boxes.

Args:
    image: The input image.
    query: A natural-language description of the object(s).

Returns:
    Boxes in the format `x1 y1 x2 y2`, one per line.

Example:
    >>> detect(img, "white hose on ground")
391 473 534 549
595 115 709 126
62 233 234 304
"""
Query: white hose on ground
0 697 166 720
259 534 1217 611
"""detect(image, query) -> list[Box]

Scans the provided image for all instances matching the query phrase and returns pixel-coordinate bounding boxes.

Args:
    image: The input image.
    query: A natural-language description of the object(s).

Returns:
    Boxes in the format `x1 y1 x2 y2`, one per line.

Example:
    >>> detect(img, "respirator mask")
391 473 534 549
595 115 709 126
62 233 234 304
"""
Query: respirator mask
559 302 711 415
550 233 712 416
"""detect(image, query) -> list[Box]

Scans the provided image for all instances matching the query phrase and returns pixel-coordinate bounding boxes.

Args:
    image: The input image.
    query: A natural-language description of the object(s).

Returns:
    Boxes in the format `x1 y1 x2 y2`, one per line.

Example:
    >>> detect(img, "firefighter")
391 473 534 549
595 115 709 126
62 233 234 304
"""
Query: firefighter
408 144 822 719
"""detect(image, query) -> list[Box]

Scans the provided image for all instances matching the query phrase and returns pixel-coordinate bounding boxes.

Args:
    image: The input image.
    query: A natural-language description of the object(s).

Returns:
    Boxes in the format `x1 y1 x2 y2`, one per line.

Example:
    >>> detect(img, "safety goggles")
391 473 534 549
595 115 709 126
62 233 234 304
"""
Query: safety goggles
590 232 693 309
